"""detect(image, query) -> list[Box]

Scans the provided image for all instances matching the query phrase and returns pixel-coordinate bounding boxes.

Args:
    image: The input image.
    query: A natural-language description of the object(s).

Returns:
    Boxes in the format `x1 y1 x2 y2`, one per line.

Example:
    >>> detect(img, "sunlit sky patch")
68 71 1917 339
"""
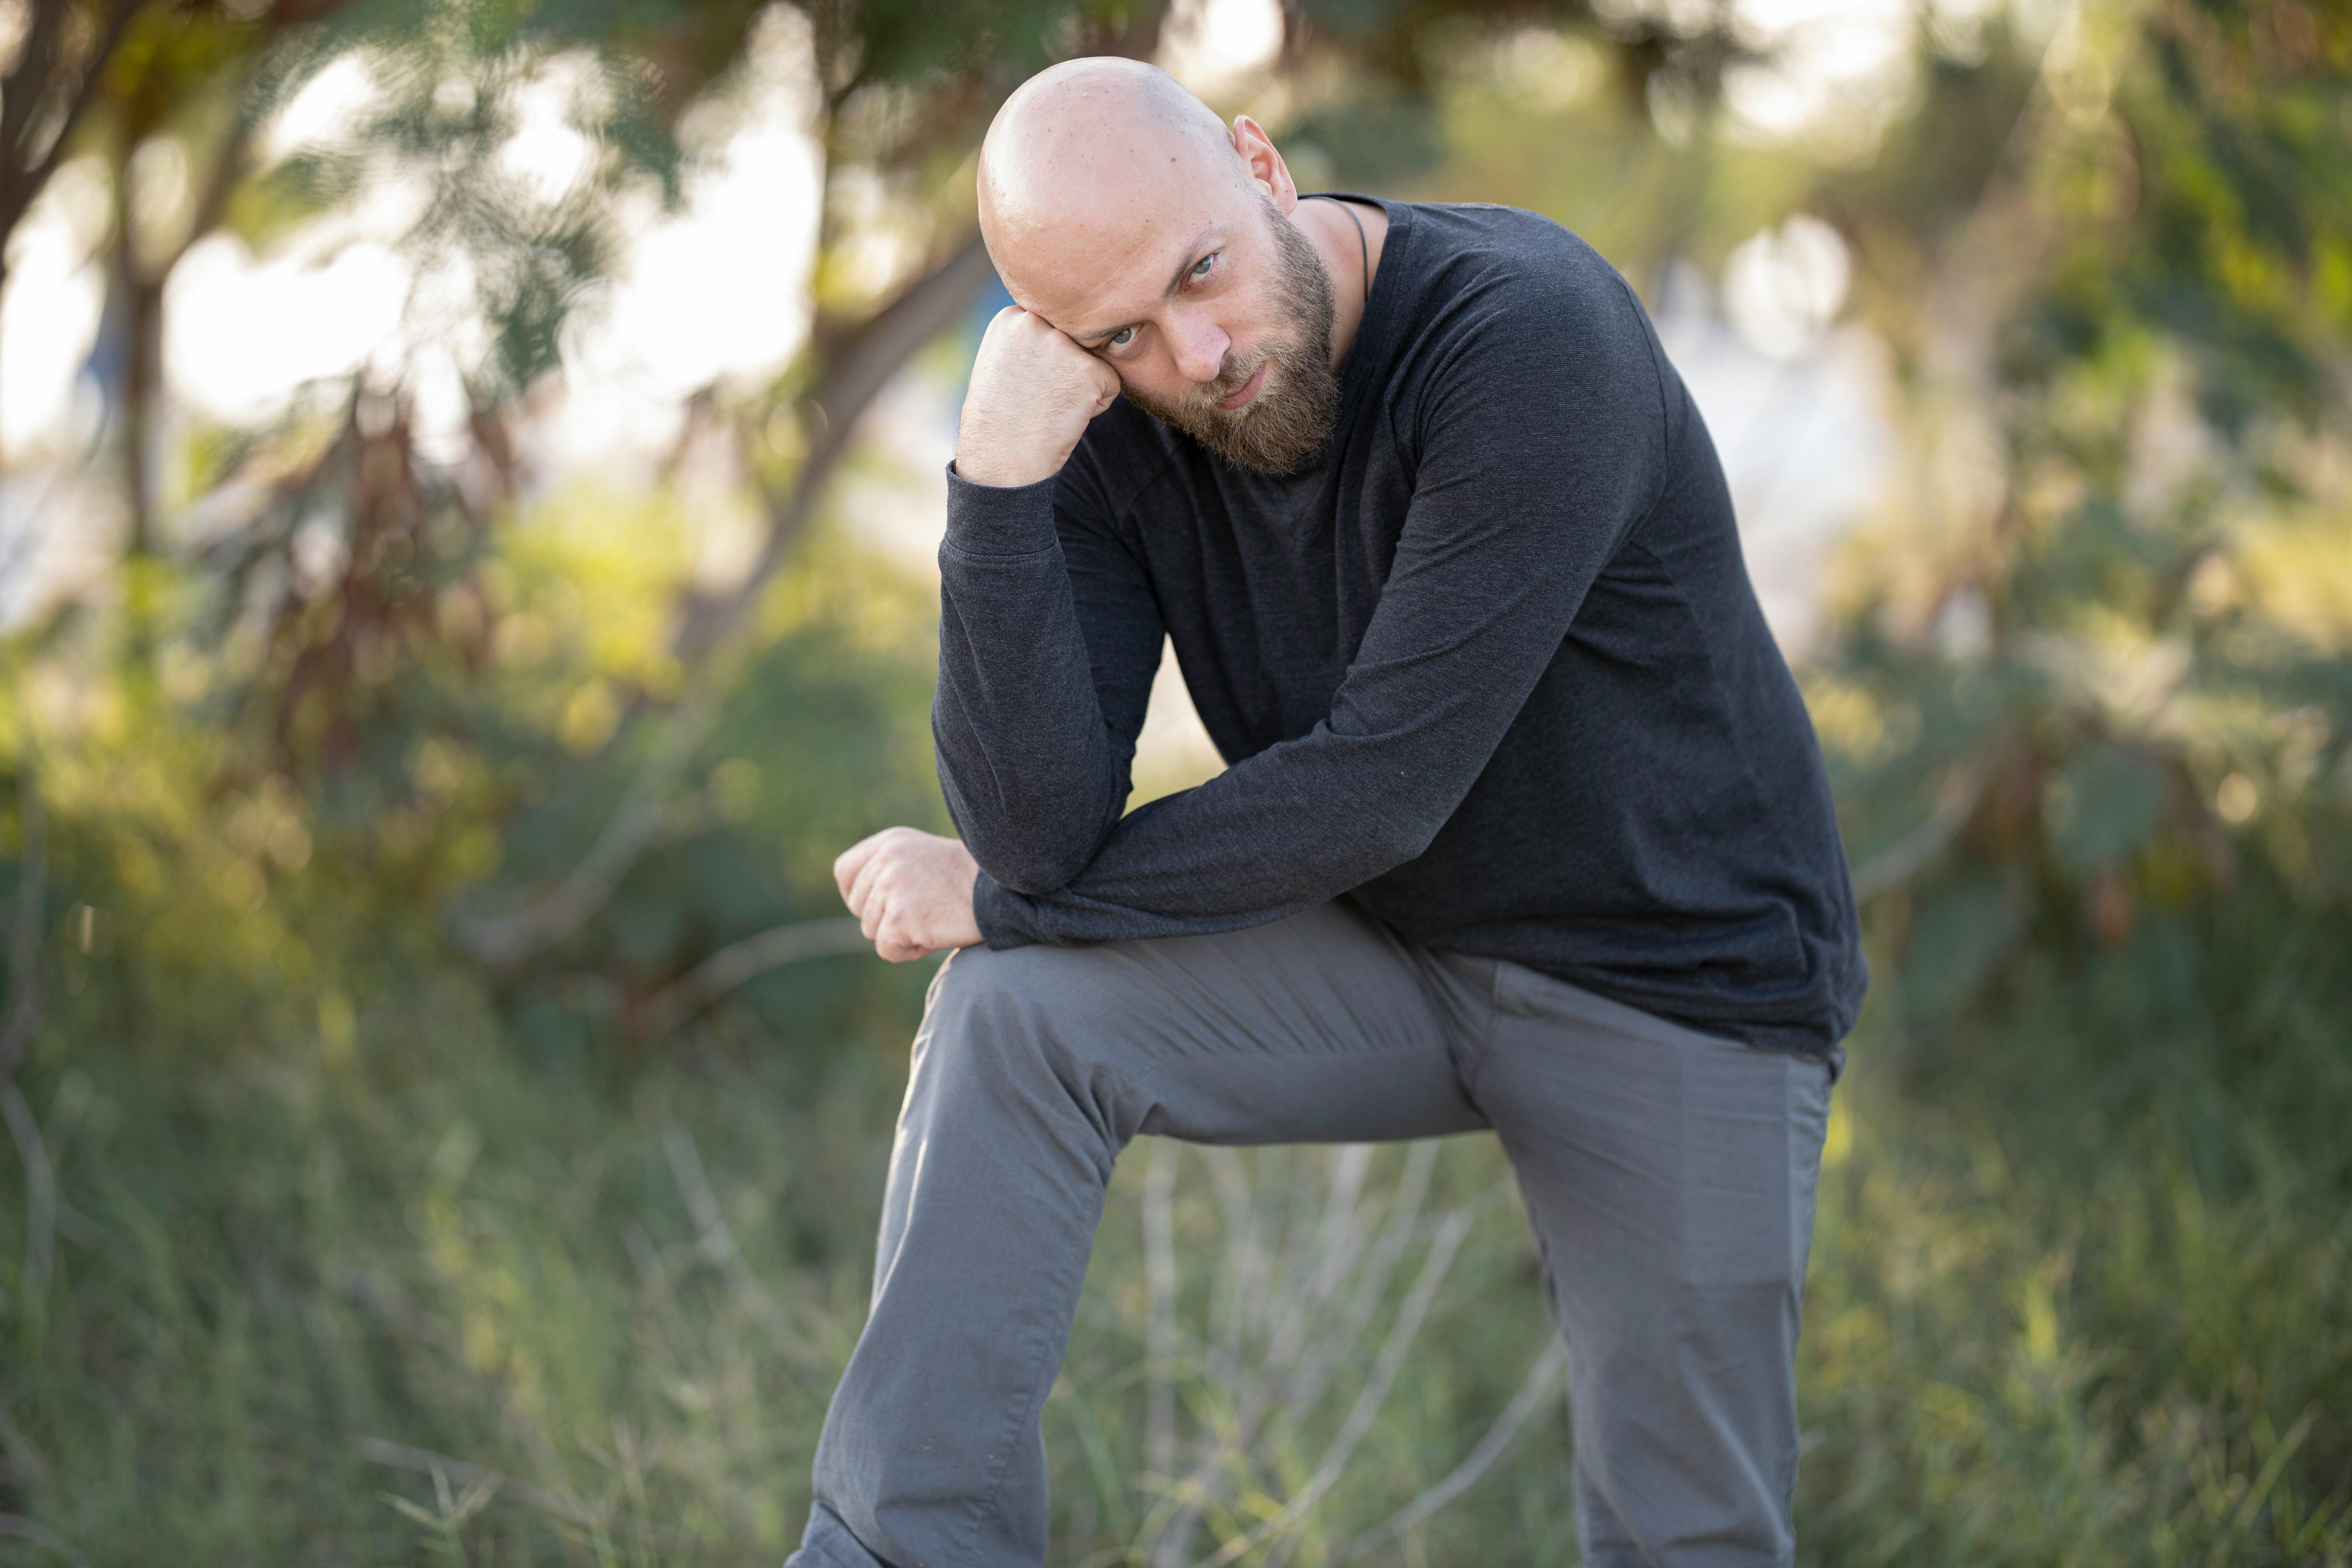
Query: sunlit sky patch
1159 0 1286 94
1 161 108 458
165 237 411 425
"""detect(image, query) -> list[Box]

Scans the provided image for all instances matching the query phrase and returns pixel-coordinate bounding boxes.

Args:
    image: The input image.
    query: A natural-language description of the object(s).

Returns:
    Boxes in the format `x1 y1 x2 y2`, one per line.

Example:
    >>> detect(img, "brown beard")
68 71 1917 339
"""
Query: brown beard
1121 200 1340 476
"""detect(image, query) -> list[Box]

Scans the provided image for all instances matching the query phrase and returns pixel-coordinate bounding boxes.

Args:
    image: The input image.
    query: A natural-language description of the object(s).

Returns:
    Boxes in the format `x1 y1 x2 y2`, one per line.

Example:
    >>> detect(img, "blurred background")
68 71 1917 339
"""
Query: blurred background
0 0 2347 1559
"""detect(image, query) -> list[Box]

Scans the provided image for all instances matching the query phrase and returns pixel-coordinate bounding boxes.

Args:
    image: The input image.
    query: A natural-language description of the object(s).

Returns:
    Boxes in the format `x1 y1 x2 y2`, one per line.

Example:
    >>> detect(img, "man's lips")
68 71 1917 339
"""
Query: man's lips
1217 361 1270 410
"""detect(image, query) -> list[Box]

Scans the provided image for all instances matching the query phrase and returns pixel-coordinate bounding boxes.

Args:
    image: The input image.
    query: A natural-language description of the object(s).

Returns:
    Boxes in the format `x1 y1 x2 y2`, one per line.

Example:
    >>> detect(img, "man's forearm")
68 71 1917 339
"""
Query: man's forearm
934 468 1130 895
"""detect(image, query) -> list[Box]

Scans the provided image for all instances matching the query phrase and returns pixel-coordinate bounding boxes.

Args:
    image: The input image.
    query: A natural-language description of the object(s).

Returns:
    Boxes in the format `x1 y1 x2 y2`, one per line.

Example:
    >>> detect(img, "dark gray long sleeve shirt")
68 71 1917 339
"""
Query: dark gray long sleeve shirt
933 198 1867 1053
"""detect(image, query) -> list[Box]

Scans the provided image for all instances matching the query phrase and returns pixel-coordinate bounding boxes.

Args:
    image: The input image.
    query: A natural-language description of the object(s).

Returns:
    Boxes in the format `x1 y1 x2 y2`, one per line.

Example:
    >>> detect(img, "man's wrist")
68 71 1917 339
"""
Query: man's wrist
952 446 1059 488
944 462 1060 556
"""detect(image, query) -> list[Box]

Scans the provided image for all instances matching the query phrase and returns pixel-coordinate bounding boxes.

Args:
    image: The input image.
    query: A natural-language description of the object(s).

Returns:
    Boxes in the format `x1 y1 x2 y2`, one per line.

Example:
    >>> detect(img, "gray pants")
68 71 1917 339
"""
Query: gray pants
788 900 1835 1568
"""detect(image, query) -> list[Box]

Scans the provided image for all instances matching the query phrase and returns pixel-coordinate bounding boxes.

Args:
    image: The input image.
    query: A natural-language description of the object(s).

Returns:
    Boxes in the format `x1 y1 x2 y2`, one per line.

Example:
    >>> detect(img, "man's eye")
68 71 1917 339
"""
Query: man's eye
1189 254 1217 282
1108 326 1137 349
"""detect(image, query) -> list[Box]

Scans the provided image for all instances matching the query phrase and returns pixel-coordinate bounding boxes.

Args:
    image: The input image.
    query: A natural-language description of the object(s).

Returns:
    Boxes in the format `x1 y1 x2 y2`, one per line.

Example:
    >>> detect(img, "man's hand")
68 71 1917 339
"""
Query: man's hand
956 306 1121 488
835 828 985 962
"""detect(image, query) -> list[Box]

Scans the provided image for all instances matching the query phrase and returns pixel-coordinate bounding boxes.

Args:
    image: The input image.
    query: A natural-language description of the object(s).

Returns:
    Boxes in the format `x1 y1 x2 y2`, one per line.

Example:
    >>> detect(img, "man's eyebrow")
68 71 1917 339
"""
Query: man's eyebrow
1071 225 1221 342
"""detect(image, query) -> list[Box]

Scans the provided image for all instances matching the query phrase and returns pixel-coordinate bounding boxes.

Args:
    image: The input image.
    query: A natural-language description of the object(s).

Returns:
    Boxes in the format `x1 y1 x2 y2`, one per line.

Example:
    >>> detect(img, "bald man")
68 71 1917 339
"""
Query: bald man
803 59 1866 1568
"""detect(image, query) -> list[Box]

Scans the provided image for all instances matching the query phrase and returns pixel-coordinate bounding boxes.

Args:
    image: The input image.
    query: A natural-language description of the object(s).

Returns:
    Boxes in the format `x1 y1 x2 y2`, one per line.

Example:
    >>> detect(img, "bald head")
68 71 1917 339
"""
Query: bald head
978 59 1259 308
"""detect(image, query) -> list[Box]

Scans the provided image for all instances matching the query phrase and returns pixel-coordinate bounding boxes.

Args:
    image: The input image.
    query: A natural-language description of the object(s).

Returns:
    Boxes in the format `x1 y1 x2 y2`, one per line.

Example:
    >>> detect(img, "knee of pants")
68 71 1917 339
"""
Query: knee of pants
913 943 1135 1155
922 942 1100 1070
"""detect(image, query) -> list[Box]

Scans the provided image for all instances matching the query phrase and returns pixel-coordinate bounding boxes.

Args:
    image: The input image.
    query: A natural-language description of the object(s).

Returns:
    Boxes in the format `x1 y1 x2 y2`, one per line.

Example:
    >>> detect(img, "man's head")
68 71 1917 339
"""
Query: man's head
977 58 1339 474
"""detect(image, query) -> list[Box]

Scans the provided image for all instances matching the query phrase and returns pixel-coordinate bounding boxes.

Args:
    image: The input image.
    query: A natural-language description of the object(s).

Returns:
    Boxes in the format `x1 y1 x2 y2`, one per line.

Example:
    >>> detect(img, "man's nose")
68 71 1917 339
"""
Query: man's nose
1166 309 1231 385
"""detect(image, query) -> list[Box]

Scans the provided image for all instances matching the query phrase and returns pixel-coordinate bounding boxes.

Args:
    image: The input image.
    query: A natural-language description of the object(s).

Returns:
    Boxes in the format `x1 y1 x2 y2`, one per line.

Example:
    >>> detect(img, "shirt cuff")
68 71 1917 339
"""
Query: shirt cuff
944 462 1059 557
971 870 1039 950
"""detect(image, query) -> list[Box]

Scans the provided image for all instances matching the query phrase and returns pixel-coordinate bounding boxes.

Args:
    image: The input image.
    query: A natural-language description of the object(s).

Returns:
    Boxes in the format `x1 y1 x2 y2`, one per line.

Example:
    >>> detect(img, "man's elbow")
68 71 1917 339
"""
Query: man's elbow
970 833 1097 898
941 755 1119 897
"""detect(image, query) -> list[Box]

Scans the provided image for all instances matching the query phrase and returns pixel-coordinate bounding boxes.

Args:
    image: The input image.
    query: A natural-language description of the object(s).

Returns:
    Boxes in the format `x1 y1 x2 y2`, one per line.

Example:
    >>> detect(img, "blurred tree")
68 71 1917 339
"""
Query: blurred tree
0 0 146 295
1811 0 2352 1023
91 0 358 554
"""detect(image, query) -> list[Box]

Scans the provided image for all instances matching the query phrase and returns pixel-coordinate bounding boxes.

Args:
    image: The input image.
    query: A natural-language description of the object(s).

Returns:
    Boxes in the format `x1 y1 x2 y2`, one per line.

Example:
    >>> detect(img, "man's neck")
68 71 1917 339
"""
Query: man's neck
1294 196 1391 372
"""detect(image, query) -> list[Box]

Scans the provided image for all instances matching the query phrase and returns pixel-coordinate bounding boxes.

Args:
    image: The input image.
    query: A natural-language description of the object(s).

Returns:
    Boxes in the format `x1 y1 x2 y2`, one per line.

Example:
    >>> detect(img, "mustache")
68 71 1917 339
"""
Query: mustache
1183 351 1274 412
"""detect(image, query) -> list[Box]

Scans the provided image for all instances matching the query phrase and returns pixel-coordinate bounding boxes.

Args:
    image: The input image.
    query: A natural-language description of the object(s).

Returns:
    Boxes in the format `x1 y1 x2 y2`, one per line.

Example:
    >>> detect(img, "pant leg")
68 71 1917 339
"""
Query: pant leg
1457 957 1835 1568
789 901 1489 1568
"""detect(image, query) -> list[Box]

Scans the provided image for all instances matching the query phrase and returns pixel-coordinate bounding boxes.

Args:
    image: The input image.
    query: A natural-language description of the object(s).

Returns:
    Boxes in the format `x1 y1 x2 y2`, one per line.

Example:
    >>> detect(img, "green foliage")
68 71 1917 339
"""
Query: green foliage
1797 0 2352 1044
1801 884 2352 1566
2103 0 2352 429
5 773 2347 1563
0 956 887 1562
1286 86 1450 187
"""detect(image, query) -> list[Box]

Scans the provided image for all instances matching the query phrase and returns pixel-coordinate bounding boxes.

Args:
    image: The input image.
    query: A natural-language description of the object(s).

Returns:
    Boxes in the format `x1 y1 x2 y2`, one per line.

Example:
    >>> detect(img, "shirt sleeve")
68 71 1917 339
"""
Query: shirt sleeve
931 438 1166 895
971 273 1675 947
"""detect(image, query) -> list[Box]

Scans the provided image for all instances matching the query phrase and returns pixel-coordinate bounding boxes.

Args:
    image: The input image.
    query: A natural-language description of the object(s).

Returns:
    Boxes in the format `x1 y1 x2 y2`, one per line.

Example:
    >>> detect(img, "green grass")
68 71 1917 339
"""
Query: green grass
2 876 2346 1566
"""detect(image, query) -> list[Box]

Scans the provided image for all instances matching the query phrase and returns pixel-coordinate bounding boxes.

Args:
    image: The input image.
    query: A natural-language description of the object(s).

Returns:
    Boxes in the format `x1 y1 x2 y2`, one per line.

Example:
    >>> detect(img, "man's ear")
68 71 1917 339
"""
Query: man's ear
1230 114 1298 213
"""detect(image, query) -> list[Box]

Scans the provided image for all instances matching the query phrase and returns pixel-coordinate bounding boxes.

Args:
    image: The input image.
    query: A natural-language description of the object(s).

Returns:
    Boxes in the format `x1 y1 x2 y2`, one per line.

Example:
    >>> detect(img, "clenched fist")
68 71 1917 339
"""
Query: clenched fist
955 306 1122 488
835 827 985 962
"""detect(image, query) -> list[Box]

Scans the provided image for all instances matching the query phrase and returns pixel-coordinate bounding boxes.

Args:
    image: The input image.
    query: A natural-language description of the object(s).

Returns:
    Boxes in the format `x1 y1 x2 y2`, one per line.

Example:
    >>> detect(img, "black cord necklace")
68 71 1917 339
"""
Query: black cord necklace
1307 195 1371 308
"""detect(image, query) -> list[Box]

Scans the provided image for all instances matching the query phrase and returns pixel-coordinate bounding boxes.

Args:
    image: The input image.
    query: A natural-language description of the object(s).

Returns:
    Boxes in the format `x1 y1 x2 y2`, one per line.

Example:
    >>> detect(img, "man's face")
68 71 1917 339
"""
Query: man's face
998 186 1341 476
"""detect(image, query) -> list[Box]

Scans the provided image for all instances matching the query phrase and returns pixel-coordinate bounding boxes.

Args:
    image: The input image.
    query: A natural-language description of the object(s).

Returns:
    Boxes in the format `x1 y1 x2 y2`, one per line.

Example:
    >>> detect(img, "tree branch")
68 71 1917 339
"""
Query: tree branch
0 0 70 182
0 1081 56 1303
1 747 52 1310
1194 1197 1486 1568
1849 752 1993 903
671 229 995 666
5 0 148 242
1148 1144 1442 1568
457 235 994 968
1144 1138 1179 1487
455 678 727 967
0 1510 87 1568
1 748 45 1078
631 915 871 1038
660 1126 833 1381
1333 1335 1568 1563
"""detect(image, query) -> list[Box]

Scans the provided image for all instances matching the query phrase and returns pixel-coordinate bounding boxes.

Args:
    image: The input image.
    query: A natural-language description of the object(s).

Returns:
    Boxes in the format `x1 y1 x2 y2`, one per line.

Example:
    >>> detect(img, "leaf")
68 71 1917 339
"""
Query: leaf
1905 870 2019 1019
2046 743 2168 876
